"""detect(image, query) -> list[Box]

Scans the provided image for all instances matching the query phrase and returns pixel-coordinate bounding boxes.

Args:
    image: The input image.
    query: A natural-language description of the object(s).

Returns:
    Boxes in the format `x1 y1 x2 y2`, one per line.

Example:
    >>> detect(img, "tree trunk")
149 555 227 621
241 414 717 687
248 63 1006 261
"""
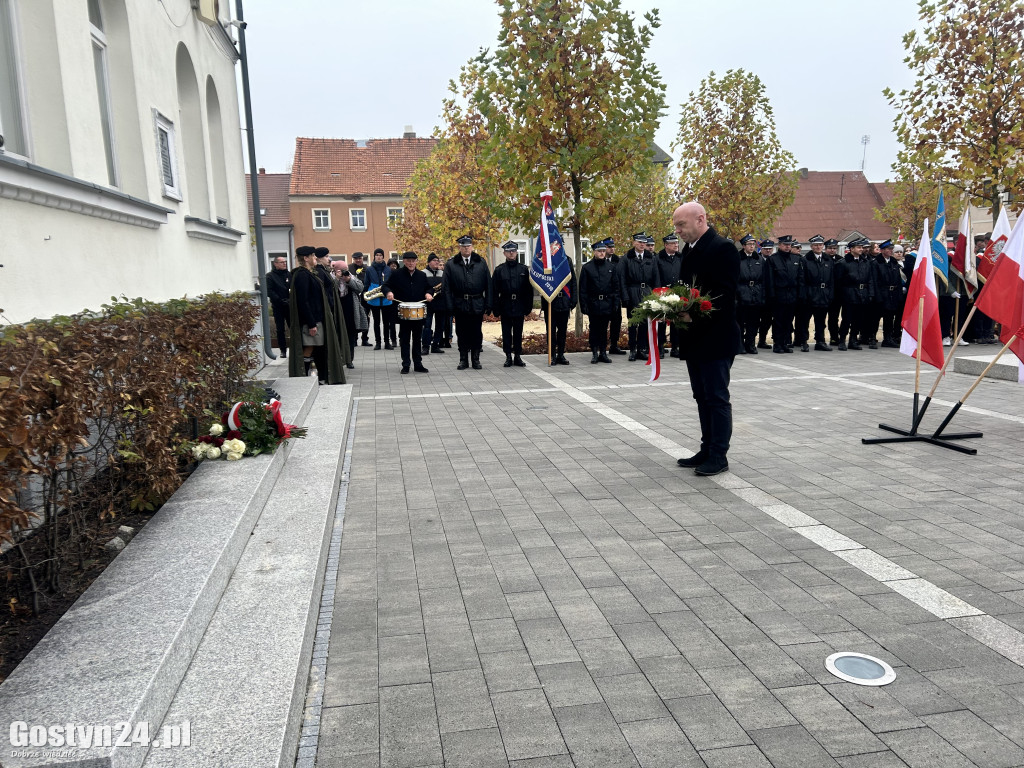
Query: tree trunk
572 178 584 337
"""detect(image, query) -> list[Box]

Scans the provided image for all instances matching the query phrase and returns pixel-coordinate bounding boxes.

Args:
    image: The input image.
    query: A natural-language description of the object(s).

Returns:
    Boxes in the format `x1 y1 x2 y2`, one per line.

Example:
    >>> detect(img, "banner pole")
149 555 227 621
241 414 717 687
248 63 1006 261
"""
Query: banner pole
931 331 1018 439
547 298 553 365
911 296 924 425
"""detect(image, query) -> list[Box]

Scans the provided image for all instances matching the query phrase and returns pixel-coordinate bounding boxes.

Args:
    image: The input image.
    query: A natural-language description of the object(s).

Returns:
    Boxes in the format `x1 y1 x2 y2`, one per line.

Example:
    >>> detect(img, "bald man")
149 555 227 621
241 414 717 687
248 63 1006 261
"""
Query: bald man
672 203 741 477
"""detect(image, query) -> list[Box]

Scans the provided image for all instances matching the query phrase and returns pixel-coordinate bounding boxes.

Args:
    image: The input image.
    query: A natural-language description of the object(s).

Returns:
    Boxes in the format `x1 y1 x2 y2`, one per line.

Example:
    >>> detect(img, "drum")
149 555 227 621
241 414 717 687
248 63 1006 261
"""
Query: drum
398 302 426 321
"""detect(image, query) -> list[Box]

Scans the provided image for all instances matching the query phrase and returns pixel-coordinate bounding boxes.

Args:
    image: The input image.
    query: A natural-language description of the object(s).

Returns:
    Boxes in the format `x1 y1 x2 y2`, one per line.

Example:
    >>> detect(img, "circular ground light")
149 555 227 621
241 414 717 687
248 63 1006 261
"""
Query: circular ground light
824 652 896 686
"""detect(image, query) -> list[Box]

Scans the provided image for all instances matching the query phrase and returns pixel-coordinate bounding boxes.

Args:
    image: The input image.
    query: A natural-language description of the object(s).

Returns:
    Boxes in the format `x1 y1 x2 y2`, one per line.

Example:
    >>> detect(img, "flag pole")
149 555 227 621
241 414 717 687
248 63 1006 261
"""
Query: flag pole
547 298 553 365
912 296 924 425
930 330 1019 441
911 305 978 430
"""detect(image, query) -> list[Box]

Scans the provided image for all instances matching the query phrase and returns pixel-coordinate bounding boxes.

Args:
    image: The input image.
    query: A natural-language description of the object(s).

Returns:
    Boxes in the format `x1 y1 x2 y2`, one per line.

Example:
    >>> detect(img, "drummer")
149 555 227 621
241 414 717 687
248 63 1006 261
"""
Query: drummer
385 251 434 374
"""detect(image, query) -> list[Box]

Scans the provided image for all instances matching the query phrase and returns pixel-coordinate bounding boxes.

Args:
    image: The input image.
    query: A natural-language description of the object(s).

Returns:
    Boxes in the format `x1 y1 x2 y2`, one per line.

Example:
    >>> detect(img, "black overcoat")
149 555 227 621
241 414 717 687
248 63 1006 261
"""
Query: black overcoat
675 227 741 361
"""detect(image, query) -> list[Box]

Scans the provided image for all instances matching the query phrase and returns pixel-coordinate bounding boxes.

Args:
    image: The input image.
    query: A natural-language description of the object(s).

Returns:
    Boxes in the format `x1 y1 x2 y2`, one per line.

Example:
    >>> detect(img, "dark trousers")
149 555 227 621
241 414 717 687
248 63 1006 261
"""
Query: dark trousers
500 315 525 355
758 307 772 344
796 305 827 344
625 302 648 352
271 301 289 354
839 302 863 343
771 303 795 348
399 320 424 366
827 299 842 342
863 303 882 342
384 304 398 344
685 357 733 460
737 305 761 349
547 309 570 354
422 306 449 348
969 308 993 340
370 305 386 344
608 308 623 349
880 309 898 341
588 313 611 350
311 345 328 383
454 312 484 353
938 295 955 338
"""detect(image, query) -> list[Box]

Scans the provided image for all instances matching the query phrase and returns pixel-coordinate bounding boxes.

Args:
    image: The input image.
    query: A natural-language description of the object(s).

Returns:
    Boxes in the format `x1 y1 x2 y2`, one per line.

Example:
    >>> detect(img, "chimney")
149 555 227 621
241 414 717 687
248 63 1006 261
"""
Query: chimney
258 167 266 174
403 125 416 139
798 167 808 179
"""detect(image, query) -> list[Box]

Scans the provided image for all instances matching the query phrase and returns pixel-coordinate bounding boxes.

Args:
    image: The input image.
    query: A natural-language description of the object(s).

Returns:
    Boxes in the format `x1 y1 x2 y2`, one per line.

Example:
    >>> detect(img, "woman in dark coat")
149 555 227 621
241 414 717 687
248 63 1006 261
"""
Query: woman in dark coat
288 246 349 384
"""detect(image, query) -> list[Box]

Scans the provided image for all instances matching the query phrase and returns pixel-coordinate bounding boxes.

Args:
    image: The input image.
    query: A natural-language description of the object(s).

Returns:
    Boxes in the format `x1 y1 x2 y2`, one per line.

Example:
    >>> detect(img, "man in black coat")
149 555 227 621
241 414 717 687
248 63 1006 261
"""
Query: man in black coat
736 235 765 355
872 239 903 347
580 241 618 363
491 241 534 367
835 238 875 350
266 254 291 358
672 203 741 477
824 239 844 345
765 235 804 353
541 261 578 365
385 251 434 374
443 235 492 370
601 238 625 354
657 233 682 359
756 239 775 348
795 234 835 352
618 232 661 361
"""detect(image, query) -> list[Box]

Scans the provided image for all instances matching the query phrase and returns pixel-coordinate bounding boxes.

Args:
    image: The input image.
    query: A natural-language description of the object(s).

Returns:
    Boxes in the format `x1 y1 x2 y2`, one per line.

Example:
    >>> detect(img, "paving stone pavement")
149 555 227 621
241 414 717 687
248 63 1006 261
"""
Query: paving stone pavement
303 336 1024 768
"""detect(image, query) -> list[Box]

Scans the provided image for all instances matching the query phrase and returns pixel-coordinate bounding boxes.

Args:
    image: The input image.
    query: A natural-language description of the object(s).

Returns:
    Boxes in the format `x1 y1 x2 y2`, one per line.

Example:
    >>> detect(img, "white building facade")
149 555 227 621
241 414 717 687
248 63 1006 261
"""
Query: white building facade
0 0 250 323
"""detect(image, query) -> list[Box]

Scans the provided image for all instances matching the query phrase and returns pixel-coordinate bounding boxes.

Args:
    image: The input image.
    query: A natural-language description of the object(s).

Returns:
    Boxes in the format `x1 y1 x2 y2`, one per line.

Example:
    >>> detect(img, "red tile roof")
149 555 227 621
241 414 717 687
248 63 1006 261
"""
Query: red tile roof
772 171 895 242
246 172 292 227
290 137 439 197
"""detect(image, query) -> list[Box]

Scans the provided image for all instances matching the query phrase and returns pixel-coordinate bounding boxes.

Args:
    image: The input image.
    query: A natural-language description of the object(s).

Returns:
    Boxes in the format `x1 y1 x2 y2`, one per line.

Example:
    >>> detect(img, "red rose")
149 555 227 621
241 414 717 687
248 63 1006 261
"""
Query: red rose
690 288 701 298
221 412 229 425
226 430 242 440
652 287 669 297
198 435 212 444
700 300 712 311
214 437 224 447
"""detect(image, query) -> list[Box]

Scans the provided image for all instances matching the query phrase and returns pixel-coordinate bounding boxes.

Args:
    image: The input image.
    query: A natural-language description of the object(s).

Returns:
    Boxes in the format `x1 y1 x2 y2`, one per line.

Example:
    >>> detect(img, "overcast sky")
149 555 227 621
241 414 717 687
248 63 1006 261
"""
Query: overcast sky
240 0 921 182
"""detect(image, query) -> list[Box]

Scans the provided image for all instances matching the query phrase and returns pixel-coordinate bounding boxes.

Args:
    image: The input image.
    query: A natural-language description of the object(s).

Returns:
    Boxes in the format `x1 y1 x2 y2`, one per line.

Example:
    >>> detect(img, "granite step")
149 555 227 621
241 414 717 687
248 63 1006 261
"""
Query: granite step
953 352 1021 382
0 377 317 768
141 383 353 768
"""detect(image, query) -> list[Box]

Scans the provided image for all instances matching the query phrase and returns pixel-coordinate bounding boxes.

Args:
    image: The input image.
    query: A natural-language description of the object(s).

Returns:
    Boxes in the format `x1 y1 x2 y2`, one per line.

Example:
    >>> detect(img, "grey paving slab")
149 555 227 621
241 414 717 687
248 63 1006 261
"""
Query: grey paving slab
313 345 1024 768
379 683 443 768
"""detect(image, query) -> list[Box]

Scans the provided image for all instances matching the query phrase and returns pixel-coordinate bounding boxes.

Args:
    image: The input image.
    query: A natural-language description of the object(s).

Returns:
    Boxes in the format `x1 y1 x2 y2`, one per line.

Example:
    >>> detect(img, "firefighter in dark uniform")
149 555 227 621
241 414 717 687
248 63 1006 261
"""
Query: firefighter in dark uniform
384 251 434 374
872 239 903 347
756 239 775 349
656 233 682 358
541 259 578 365
602 238 625 354
580 241 618 364
736 235 766 354
765 235 804 352
835 238 875 350
491 240 533 367
795 235 835 351
824 238 843 345
443 235 492 370
618 231 661 361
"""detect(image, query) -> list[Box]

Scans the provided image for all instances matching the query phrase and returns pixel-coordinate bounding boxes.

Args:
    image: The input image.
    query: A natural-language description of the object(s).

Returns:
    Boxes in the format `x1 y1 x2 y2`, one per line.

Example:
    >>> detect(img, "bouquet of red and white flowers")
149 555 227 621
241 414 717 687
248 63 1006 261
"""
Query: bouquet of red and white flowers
186 398 307 462
628 285 715 327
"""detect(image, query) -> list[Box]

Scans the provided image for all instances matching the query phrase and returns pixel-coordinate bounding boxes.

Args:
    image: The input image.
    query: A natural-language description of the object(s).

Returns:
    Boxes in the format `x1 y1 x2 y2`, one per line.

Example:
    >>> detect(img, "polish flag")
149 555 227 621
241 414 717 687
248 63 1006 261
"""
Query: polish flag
900 218 945 368
952 206 978 297
977 207 1012 285
645 320 661 382
975 215 1024 382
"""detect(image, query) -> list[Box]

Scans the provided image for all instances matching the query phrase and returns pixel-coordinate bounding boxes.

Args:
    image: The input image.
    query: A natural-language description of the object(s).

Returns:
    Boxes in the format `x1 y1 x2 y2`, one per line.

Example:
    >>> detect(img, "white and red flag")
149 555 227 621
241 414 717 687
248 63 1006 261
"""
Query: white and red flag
952 206 978 297
900 218 945 369
975 215 1024 382
977 207 1012 286
645 320 661 382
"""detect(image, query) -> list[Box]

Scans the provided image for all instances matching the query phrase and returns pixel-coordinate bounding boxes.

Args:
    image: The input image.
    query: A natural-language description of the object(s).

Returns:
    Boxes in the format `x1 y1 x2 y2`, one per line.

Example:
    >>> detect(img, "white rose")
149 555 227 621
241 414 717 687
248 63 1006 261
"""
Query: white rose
225 451 243 461
663 294 681 303
209 423 224 436
206 446 222 460
222 438 246 455
191 445 206 460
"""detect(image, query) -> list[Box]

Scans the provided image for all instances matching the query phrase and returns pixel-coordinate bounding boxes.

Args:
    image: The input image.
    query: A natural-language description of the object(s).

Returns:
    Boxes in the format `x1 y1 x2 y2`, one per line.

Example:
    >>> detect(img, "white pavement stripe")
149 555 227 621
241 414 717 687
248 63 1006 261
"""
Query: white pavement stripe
512 355 1020 667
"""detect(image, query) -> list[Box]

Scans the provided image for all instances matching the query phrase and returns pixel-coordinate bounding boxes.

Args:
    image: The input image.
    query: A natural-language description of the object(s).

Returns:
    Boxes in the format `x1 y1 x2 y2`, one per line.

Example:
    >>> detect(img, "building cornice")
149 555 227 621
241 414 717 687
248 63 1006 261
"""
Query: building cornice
289 194 405 204
184 216 245 244
0 153 172 229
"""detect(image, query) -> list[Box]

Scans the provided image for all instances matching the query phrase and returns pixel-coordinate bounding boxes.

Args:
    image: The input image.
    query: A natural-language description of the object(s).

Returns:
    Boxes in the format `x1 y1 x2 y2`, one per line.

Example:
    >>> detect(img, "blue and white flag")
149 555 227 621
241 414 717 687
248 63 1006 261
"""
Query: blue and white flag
931 188 949 286
529 190 573 301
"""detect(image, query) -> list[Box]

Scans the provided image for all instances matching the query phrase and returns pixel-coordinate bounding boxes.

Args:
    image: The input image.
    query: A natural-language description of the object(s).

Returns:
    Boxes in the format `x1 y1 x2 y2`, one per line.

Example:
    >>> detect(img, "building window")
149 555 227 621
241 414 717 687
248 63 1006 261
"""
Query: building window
268 250 289 269
514 240 528 265
386 206 404 230
153 111 181 200
349 208 366 230
313 208 331 231
89 0 117 186
0 0 28 157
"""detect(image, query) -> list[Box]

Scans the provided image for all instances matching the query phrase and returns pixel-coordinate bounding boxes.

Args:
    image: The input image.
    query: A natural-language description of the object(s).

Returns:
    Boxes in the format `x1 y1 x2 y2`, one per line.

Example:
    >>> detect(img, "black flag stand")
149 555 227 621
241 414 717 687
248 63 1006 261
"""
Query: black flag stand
862 298 983 454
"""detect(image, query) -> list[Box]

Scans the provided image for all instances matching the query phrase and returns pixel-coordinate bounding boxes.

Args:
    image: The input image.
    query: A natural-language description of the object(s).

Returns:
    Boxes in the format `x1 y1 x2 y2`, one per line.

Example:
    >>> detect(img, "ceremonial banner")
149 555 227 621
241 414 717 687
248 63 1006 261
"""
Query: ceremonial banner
977 207 1012 285
931 189 950 286
901 218 945 369
529 190 573 301
975 216 1024 382
952 206 978 297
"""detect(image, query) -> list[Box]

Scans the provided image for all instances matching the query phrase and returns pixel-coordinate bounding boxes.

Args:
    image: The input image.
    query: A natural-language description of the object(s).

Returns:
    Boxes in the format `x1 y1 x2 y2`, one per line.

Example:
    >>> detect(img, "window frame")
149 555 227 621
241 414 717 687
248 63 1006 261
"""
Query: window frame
89 3 118 187
386 206 404 231
514 240 529 265
312 208 331 231
153 111 181 201
0 0 30 159
349 207 367 231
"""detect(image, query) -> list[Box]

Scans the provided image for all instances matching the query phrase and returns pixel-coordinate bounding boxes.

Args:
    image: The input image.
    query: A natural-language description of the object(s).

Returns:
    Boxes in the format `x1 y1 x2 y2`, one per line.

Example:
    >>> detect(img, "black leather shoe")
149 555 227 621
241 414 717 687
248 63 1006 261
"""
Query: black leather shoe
598 352 611 363
400 365 410 374
670 348 681 358
609 347 626 355
868 341 878 349
773 347 784 353
757 341 771 349
814 342 832 351
385 342 394 350
280 350 287 359
746 345 758 355
838 341 847 350
513 355 526 367
457 355 469 370
505 354 514 368
628 350 637 361
677 452 708 468
431 345 444 354
361 340 372 347
471 353 482 370
783 346 794 353
346 362 355 369
591 351 600 364
422 345 431 355
374 342 382 350
414 364 428 373
694 457 729 476
800 343 810 352
849 342 862 350
556 355 570 365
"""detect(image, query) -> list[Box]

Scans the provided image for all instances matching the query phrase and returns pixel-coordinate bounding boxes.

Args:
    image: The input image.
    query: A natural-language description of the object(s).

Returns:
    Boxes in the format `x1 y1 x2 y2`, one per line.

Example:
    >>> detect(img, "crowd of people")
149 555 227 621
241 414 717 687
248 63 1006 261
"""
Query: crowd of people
265 229 998 383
